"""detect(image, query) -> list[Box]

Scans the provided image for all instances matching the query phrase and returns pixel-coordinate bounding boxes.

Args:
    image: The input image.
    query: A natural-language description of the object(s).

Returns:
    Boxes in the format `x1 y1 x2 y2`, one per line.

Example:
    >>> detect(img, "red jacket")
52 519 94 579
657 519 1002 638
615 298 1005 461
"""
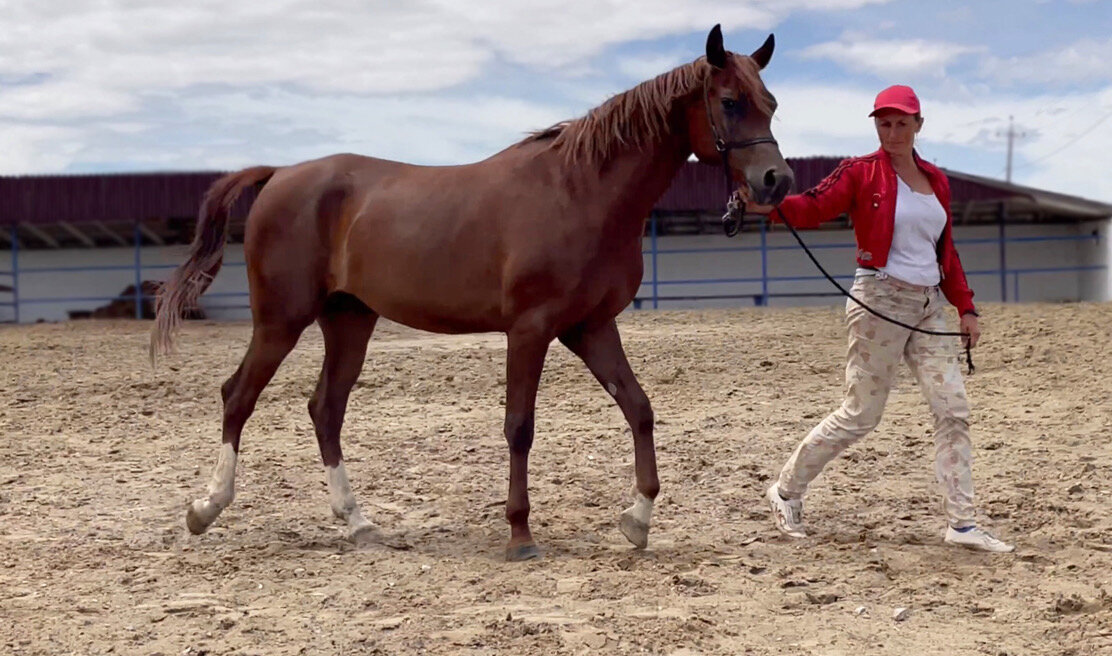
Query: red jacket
771 148 976 316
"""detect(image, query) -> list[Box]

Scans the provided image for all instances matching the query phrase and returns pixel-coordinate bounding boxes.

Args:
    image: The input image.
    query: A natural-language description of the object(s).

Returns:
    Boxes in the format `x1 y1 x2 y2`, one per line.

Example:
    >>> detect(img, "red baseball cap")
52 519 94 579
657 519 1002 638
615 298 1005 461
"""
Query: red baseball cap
869 84 920 116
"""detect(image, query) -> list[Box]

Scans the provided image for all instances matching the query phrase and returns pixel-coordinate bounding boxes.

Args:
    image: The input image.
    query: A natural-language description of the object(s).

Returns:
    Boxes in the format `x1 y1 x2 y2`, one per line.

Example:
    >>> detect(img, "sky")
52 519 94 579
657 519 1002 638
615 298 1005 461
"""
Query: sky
2 0 1111 203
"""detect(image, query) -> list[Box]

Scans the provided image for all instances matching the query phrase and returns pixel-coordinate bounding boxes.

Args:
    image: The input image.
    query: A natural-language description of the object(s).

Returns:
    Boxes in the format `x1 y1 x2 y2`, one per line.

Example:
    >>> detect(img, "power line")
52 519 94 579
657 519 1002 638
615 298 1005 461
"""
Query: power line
1016 108 1112 169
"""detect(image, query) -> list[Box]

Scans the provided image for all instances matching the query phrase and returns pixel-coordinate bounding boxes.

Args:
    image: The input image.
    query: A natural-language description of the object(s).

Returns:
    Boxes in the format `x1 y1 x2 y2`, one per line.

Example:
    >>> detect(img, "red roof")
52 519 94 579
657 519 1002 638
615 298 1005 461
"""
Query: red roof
0 172 225 226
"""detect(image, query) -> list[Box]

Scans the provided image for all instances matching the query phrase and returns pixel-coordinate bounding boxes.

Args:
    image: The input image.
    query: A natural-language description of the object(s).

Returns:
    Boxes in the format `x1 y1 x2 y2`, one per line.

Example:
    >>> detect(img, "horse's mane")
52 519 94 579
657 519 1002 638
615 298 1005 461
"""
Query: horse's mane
525 54 773 165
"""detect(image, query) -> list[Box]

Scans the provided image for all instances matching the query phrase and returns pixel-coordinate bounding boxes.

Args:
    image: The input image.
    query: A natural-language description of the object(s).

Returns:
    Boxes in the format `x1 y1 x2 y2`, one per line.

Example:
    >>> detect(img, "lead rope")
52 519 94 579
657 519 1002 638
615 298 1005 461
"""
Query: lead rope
721 198 975 374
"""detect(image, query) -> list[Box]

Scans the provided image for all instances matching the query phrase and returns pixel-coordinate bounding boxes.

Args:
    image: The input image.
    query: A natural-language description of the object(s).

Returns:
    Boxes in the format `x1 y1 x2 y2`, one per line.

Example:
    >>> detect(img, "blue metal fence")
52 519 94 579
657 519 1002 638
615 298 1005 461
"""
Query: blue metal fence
0 224 250 322
0 225 16 322
637 217 1106 309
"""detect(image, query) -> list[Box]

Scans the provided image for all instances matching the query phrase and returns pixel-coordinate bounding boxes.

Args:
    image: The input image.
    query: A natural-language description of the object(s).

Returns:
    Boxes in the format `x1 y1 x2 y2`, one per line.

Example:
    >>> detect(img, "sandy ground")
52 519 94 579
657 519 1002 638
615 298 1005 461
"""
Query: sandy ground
1 303 1110 656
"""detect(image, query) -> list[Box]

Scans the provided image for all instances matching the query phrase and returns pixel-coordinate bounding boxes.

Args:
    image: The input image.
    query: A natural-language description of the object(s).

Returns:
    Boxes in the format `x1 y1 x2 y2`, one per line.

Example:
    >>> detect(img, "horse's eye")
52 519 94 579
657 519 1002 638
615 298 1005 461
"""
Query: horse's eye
721 96 747 116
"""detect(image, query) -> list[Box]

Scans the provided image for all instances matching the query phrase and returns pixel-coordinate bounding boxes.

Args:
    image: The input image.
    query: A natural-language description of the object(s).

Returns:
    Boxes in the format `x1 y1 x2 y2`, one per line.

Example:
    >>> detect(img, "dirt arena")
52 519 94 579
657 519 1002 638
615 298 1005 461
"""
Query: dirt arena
2 303 1110 655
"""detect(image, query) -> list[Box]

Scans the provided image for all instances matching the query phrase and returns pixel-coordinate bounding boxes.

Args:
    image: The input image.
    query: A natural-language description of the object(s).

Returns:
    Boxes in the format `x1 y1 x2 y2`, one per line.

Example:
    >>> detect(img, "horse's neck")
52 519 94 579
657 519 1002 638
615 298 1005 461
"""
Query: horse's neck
583 135 691 228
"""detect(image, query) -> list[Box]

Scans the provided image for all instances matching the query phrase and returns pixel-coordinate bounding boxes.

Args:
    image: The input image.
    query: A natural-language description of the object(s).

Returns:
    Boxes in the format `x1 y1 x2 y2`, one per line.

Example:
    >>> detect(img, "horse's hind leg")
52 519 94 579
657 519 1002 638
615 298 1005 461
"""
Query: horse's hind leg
309 293 378 542
186 320 307 534
560 319 658 549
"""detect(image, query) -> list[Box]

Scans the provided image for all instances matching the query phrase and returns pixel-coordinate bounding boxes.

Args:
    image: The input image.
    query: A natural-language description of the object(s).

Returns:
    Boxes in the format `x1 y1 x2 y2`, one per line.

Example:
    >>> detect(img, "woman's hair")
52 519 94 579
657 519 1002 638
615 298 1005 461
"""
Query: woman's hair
874 111 923 123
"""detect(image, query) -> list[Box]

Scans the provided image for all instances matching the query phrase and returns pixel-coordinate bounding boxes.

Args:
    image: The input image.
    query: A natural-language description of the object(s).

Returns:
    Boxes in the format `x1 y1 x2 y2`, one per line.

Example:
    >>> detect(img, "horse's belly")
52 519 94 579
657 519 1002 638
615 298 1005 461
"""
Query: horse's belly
370 299 504 334
340 265 505 334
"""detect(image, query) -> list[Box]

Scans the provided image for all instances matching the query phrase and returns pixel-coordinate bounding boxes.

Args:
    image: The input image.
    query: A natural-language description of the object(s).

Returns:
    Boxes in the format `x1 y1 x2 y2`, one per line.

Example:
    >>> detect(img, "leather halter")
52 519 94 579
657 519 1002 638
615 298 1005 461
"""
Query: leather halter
703 78 777 236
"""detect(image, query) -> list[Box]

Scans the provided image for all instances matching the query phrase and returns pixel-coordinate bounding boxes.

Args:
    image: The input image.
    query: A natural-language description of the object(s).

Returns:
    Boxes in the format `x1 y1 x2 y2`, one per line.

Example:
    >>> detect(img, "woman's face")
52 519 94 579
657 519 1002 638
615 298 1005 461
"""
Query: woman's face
874 110 923 157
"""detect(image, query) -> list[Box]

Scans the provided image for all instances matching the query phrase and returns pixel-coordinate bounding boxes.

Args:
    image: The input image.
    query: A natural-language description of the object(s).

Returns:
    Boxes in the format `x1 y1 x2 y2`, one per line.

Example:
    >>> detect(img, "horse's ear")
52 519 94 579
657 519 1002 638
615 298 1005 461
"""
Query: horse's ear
750 34 775 69
706 24 727 69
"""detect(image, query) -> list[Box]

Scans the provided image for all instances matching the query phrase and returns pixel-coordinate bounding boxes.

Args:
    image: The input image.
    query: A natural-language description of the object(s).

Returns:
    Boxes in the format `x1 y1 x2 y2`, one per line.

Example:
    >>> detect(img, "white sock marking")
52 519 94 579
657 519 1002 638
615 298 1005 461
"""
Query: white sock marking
631 493 653 526
327 462 357 518
191 443 237 526
327 461 374 537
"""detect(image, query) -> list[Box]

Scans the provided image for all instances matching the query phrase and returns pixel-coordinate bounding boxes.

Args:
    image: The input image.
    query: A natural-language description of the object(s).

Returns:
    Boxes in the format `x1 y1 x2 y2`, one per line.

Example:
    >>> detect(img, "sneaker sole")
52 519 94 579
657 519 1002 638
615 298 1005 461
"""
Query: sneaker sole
944 539 1015 553
766 487 806 539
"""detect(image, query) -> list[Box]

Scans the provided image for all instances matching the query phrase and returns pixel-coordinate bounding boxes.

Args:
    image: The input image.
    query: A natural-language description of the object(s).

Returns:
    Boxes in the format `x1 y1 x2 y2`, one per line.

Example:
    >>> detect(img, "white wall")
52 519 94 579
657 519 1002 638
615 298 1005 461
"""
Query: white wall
0 221 1108 324
1096 220 1112 302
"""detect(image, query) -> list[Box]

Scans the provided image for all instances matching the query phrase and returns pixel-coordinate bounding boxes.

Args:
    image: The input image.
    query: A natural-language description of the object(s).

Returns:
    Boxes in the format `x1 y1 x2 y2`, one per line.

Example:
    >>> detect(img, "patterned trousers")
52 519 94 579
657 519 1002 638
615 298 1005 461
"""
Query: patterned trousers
777 272 976 528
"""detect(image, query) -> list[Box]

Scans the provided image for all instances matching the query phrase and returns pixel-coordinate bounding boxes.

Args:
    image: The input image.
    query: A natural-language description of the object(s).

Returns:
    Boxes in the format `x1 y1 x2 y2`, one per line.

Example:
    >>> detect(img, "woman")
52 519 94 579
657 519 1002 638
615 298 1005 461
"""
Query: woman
753 85 1013 552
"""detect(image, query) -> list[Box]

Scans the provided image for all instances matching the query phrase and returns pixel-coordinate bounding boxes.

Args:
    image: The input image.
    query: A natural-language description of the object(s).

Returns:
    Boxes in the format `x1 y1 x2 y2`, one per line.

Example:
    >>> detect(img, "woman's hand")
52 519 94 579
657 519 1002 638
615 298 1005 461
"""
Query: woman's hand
960 313 980 349
732 188 776 216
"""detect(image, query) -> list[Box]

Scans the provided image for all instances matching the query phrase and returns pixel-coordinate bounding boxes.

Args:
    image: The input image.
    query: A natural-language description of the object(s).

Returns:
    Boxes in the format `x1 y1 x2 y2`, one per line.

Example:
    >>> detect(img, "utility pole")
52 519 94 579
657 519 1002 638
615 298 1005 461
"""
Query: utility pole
998 115 1028 183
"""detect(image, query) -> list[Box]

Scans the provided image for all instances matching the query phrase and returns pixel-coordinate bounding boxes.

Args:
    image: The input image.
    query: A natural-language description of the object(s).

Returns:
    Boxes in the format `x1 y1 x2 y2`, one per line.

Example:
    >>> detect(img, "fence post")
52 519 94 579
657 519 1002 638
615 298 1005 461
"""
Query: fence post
650 213 659 309
998 202 1008 302
11 224 19 324
134 221 143 319
759 218 769 306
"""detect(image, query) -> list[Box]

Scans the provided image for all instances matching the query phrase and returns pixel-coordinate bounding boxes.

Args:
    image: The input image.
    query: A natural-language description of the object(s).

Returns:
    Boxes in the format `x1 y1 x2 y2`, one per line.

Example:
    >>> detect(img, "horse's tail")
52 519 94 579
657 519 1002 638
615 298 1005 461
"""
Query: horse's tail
150 166 277 363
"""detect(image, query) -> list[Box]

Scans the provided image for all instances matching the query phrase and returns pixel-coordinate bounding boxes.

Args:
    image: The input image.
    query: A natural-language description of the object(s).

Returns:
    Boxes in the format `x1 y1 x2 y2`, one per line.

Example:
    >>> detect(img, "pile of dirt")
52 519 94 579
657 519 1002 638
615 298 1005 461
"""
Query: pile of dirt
67 281 206 320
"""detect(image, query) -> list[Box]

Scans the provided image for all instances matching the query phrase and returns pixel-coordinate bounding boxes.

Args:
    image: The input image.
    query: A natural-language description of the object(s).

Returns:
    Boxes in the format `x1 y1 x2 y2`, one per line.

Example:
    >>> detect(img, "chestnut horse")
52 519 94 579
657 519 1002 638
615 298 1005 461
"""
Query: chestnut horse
153 25 793 561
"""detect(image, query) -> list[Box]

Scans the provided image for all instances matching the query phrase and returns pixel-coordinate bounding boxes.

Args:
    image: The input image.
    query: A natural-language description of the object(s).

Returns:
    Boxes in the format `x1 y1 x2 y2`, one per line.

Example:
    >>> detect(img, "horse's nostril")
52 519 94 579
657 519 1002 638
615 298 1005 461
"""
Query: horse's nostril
760 169 793 203
764 168 778 188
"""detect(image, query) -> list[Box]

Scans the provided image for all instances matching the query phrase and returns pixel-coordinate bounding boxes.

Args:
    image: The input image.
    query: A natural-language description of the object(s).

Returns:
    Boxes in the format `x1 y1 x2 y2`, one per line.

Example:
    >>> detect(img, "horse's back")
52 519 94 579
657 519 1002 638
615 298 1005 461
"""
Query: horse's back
239 145 591 334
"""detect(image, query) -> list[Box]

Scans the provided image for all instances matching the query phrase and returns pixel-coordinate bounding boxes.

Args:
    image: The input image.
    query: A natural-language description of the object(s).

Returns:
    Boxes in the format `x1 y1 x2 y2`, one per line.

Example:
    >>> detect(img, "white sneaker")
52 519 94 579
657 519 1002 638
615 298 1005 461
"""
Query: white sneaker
944 526 1015 553
766 482 806 538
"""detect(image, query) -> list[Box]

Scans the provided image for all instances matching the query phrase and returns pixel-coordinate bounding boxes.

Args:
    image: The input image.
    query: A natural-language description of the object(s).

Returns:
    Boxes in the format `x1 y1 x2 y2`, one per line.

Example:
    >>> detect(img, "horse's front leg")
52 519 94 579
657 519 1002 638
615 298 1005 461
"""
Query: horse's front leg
560 319 658 548
502 329 551 561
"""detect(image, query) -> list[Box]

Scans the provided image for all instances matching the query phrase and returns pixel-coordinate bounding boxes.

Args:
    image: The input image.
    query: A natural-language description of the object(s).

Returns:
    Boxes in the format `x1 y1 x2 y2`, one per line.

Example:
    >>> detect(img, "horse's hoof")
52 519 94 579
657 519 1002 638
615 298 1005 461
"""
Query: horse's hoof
506 543 541 562
185 504 210 535
620 510 649 549
349 522 382 546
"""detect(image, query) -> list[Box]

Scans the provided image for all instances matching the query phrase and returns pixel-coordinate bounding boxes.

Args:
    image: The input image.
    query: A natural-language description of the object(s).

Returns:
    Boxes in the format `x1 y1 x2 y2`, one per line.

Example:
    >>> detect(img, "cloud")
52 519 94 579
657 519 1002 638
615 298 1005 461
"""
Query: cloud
0 0 890 104
0 0 898 176
980 38 1112 87
0 2 493 96
799 36 984 78
3 89 575 174
615 53 690 82
0 124 83 174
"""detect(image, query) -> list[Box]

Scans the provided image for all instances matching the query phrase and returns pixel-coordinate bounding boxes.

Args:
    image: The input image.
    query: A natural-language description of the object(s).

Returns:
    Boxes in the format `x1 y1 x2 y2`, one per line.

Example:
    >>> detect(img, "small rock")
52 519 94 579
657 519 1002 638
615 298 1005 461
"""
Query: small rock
854 606 868 616
1053 594 1094 614
893 607 911 622
375 617 405 630
805 591 841 605
1068 483 1084 495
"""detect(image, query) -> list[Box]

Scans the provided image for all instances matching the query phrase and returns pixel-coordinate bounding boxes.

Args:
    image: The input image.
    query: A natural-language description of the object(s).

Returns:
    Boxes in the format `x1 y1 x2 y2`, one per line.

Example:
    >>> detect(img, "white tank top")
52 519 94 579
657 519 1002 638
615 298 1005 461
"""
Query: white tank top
877 176 947 286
